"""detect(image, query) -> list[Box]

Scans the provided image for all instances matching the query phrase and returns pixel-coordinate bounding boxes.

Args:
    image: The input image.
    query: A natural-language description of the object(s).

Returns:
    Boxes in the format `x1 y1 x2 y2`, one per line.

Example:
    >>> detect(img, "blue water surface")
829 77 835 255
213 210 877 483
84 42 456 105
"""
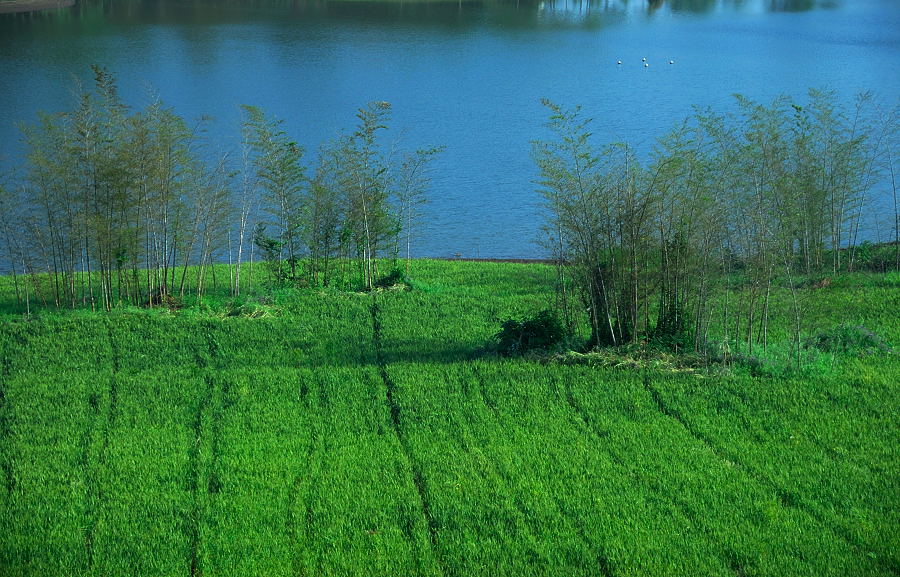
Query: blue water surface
1 0 898 258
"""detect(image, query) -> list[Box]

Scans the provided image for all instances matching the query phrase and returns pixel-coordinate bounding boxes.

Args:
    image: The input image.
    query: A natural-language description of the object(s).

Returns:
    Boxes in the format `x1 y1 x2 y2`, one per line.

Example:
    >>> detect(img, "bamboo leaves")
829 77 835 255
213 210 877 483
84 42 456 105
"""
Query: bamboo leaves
3 69 439 308
534 91 895 356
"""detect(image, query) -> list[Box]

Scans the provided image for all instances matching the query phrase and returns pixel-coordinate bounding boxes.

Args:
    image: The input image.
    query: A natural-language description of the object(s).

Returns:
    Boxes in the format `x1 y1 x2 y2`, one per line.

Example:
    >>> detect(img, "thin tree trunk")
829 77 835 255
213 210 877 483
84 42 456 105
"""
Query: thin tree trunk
248 244 254 294
760 275 771 351
891 154 898 271
23 258 30 315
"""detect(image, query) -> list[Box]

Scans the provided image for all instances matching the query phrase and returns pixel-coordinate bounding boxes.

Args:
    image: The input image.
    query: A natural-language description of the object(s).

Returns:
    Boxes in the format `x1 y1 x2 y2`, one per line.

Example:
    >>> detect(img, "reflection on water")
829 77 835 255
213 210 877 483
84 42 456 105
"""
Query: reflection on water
1 0 840 28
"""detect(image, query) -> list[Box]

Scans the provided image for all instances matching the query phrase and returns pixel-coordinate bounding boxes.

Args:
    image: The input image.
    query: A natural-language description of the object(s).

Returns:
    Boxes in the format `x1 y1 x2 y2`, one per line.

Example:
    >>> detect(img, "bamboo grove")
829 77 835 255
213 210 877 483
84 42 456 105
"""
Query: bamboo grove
533 92 897 358
0 68 897 357
0 67 439 310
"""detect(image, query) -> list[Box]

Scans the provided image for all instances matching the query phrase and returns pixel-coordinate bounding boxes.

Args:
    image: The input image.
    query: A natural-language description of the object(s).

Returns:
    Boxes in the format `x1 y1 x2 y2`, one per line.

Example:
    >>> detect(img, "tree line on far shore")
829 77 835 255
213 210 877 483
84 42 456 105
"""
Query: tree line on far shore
533 90 897 361
0 66 439 311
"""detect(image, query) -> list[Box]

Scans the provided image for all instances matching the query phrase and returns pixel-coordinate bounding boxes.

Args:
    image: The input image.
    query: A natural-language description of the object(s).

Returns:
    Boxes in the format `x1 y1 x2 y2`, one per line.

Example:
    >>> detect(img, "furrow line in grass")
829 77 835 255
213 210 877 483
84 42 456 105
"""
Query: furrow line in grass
186 374 214 577
541 374 623 577
193 321 219 370
371 296 446 577
207 374 234 498
88 374 120 565
379 362 443 574
551 392 616 577
197 328 233 575
0 342 19 502
101 375 120 459
716 381 845 464
727 378 894 484
100 317 122 451
641 473 759 577
468 363 589 574
287 374 319 577
640 374 880 567
710 378 898 573
643 376 760 481
204 375 225 575
80 380 107 571
548 492 615 577
287 443 318 577
302 432 322 575
287 473 306 577
470 364 498 414
0 365 14 496
561 371 769 575
105 318 121 373
82 321 121 573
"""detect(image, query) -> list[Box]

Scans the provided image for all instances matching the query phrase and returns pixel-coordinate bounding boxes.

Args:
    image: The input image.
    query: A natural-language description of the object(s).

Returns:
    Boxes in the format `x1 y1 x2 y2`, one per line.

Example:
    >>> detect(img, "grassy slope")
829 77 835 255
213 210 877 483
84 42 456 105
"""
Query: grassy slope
0 260 897 576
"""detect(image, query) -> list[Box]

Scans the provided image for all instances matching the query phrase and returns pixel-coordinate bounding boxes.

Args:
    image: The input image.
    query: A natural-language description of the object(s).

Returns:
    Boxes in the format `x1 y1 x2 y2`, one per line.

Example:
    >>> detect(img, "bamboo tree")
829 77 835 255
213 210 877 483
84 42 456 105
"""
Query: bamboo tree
649 119 725 352
891 152 899 270
396 146 442 276
344 101 395 290
305 140 347 287
233 133 260 296
0 181 23 307
241 105 306 284
21 113 66 308
130 97 196 304
195 155 232 299
533 100 625 347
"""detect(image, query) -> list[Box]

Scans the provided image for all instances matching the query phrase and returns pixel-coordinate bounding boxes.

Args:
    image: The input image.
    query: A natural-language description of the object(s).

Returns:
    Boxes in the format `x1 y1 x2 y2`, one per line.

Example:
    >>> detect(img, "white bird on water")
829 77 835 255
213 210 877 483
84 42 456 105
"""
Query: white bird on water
644 62 649 67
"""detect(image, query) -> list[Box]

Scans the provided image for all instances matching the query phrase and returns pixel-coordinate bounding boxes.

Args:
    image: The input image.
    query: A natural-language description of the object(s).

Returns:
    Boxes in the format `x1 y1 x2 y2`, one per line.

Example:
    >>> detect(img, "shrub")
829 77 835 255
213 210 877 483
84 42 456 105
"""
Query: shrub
253 225 289 287
805 324 892 355
373 268 409 290
144 288 182 310
493 309 568 357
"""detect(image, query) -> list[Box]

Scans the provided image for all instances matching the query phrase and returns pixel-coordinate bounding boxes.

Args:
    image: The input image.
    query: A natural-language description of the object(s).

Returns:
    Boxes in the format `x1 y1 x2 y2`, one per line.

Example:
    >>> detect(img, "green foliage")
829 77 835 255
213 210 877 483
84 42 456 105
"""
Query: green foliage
534 91 895 360
493 309 568 356
650 294 694 353
806 323 892 354
0 261 898 576
241 104 306 281
372 266 409 290
0 71 441 311
838 240 900 273
252 223 289 286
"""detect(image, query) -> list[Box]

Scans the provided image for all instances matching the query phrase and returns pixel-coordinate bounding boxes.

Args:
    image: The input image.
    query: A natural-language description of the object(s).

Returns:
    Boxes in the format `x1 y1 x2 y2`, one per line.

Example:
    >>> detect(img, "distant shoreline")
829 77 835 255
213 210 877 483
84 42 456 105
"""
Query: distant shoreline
0 0 457 14
0 0 73 15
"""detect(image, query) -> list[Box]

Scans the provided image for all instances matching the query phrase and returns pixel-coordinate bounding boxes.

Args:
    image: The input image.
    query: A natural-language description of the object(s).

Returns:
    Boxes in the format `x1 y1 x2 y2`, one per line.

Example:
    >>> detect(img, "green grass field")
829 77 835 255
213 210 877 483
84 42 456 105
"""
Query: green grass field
0 260 897 576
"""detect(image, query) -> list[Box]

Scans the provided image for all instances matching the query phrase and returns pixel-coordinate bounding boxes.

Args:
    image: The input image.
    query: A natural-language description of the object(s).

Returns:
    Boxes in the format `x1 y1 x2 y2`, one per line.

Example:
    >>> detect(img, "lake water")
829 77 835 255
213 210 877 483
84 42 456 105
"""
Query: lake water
1 0 898 258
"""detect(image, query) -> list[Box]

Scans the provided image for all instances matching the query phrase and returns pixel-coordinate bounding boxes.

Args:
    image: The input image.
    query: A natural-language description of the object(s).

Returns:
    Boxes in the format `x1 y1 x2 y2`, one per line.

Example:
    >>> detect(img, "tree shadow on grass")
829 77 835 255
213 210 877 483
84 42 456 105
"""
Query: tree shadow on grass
376 339 484 366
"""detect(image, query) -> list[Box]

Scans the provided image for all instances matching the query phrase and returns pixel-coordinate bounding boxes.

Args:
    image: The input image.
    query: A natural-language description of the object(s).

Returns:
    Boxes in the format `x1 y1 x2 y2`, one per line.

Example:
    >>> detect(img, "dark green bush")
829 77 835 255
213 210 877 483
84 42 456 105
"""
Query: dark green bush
493 309 568 357
373 268 409 290
805 324 891 354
